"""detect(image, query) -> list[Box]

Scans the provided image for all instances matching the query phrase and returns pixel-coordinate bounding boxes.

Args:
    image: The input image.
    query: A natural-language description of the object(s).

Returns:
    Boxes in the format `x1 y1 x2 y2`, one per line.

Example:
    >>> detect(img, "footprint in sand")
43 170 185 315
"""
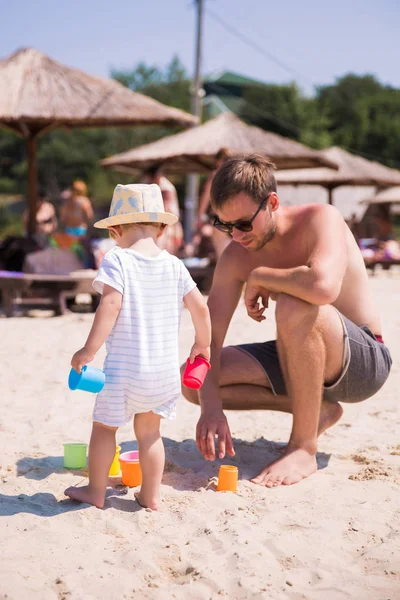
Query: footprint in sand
164 460 188 474
349 464 397 483
351 454 371 464
390 444 400 456
348 454 399 484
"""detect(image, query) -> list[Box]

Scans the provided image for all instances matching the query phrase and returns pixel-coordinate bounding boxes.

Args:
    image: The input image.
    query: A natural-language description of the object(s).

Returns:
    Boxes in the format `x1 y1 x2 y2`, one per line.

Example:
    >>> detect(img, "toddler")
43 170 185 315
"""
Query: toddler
64 184 211 510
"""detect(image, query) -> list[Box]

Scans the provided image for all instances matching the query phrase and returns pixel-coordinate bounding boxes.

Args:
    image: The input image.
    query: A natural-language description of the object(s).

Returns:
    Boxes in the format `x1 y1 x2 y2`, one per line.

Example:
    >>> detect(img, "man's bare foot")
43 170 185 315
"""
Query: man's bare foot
134 491 159 511
318 401 343 436
250 403 342 489
251 446 318 488
64 485 105 508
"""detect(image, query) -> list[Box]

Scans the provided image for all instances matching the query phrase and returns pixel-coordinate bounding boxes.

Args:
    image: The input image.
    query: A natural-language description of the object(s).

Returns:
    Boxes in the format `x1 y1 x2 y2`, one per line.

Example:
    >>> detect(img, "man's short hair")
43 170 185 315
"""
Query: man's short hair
210 153 277 210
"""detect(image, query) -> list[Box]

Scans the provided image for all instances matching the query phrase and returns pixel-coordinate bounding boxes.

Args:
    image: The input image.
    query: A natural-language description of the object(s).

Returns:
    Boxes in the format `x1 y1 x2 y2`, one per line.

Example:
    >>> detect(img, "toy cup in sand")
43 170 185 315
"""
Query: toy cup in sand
119 451 142 487
109 445 121 476
182 356 210 389
68 366 105 393
63 443 87 469
217 465 238 492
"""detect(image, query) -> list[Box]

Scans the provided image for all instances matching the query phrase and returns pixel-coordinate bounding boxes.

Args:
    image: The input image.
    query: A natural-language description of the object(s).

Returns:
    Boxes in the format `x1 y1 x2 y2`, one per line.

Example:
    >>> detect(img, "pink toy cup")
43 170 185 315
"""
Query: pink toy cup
182 356 211 389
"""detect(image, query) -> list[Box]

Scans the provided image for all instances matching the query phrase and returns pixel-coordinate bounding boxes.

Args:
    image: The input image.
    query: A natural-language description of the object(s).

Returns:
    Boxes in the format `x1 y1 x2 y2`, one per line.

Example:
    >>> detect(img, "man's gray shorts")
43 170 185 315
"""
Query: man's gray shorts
236 313 392 403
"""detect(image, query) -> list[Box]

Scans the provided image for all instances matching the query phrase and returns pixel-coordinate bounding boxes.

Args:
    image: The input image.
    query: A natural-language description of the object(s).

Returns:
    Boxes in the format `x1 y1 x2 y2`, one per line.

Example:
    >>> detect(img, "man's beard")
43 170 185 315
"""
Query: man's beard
252 221 276 251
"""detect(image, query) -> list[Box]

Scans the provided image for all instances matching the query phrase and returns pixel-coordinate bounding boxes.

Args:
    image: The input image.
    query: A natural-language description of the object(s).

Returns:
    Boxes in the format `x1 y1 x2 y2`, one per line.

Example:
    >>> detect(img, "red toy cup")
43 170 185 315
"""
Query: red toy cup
182 356 211 389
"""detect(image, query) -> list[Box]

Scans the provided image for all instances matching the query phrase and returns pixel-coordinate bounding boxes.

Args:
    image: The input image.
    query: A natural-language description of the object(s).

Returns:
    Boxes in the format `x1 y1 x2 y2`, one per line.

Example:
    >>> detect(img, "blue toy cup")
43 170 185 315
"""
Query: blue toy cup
68 366 105 393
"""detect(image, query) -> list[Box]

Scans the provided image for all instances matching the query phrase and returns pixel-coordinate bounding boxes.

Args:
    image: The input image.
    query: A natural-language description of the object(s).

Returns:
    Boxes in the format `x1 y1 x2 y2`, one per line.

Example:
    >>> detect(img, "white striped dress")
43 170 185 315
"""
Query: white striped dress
92 246 196 426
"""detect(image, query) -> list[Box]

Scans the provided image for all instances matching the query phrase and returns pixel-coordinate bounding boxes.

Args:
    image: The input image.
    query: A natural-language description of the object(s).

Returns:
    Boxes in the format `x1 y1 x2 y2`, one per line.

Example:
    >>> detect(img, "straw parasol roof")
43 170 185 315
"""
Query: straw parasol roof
100 112 339 174
0 48 197 233
0 48 197 131
361 186 400 205
276 146 400 205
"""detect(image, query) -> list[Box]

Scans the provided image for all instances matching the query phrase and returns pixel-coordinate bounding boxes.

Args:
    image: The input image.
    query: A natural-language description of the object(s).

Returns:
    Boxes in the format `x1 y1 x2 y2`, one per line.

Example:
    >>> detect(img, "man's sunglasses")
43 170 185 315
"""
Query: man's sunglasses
213 196 269 234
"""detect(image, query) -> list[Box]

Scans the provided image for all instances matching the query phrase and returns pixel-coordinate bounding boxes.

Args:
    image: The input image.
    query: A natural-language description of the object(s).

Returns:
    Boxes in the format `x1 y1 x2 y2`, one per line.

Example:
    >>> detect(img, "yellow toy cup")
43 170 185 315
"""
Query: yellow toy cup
109 445 121 476
217 465 238 492
119 451 142 487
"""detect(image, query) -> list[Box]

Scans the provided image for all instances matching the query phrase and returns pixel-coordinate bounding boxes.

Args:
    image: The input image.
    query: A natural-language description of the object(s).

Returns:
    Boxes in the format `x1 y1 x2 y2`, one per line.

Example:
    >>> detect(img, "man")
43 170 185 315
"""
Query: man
182 154 392 488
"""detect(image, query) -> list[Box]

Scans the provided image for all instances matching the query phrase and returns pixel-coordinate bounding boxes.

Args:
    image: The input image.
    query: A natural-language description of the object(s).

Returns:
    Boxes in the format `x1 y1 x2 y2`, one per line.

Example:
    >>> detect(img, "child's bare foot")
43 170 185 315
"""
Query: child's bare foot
64 485 105 509
134 491 159 511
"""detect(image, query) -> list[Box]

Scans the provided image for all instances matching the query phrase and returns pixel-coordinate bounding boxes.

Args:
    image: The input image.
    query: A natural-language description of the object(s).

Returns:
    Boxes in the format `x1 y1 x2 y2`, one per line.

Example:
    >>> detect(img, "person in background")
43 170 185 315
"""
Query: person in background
347 212 361 243
22 191 58 238
60 180 94 237
197 148 232 261
143 167 183 255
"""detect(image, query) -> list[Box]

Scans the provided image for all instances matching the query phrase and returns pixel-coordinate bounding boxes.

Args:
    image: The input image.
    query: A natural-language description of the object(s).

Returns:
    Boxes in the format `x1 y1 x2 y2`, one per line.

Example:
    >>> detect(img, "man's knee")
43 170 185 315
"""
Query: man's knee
275 293 319 334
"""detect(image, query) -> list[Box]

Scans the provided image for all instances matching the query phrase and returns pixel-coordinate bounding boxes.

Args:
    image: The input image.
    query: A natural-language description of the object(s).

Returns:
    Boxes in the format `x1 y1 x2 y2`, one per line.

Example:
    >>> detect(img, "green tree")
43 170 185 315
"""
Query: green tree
240 82 307 140
2 60 400 229
315 74 400 167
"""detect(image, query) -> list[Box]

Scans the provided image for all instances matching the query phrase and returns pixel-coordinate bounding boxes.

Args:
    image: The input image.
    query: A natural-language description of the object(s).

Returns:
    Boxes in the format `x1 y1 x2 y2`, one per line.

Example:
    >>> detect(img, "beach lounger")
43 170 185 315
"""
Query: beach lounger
364 258 400 274
181 258 215 293
0 270 98 317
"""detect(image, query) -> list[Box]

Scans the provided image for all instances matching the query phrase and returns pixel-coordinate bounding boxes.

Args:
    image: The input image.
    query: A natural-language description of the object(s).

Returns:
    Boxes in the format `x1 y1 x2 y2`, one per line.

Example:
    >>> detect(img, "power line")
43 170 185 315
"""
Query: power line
203 9 399 167
204 6 329 138
206 7 315 89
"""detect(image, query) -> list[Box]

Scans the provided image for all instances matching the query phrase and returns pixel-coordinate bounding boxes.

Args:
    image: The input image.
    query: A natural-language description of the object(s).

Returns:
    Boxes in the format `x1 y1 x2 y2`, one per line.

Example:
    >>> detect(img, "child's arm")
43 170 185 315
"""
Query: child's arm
183 287 212 363
71 284 122 372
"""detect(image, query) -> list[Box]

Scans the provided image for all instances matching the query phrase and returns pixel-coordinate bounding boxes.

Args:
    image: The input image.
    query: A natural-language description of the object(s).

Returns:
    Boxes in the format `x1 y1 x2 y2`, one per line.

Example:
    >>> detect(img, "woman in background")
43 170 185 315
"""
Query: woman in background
143 167 183 255
60 180 94 237
22 191 58 237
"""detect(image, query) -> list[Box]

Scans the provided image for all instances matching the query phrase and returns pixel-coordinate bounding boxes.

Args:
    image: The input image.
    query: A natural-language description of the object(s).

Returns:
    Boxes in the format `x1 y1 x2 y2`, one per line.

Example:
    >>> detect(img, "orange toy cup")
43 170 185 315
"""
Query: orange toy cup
217 465 238 492
119 451 142 487
182 356 211 389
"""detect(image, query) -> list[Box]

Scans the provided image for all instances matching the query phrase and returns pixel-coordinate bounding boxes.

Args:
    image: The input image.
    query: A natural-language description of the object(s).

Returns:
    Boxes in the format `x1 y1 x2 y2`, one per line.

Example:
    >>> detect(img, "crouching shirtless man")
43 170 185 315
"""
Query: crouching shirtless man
182 154 392 487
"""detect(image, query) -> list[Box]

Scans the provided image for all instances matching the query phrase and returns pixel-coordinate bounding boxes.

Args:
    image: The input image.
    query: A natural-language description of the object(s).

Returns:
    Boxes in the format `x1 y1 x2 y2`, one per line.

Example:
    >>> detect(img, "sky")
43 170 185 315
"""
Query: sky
0 0 399 96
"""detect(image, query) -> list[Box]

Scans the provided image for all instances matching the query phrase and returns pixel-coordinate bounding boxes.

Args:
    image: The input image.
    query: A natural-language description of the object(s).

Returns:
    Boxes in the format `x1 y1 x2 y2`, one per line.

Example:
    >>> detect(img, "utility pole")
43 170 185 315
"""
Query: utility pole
184 0 204 244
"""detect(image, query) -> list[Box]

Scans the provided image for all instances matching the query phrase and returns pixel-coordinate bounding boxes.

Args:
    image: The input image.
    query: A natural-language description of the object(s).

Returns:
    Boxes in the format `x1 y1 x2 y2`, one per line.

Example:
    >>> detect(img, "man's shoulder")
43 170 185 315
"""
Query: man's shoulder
220 240 248 265
215 241 250 281
287 202 338 216
287 203 342 228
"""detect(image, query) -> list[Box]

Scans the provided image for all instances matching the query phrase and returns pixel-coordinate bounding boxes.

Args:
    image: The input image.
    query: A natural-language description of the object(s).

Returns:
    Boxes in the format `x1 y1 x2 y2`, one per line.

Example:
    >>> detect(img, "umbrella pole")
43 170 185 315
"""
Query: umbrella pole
328 188 333 205
184 0 204 244
184 175 199 244
27 134 38 237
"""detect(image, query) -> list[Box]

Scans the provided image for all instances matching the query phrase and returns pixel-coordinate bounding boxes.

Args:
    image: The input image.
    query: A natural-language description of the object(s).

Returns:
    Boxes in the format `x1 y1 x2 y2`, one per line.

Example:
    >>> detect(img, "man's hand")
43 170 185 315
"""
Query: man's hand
196 410 235 460
71 347 95 374
244 273 270 322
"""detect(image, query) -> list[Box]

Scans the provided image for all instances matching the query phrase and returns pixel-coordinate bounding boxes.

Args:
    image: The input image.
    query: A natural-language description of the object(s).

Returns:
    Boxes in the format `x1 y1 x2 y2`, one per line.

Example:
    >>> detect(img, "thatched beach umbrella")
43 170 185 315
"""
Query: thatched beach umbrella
275 146 400 205
100 112 338 174
361 186 400 205
0 48 197 234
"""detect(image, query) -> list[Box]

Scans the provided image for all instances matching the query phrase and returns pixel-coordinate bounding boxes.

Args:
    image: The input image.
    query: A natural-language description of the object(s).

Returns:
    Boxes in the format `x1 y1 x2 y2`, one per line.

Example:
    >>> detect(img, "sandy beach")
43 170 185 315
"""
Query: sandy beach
0 273 399 600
